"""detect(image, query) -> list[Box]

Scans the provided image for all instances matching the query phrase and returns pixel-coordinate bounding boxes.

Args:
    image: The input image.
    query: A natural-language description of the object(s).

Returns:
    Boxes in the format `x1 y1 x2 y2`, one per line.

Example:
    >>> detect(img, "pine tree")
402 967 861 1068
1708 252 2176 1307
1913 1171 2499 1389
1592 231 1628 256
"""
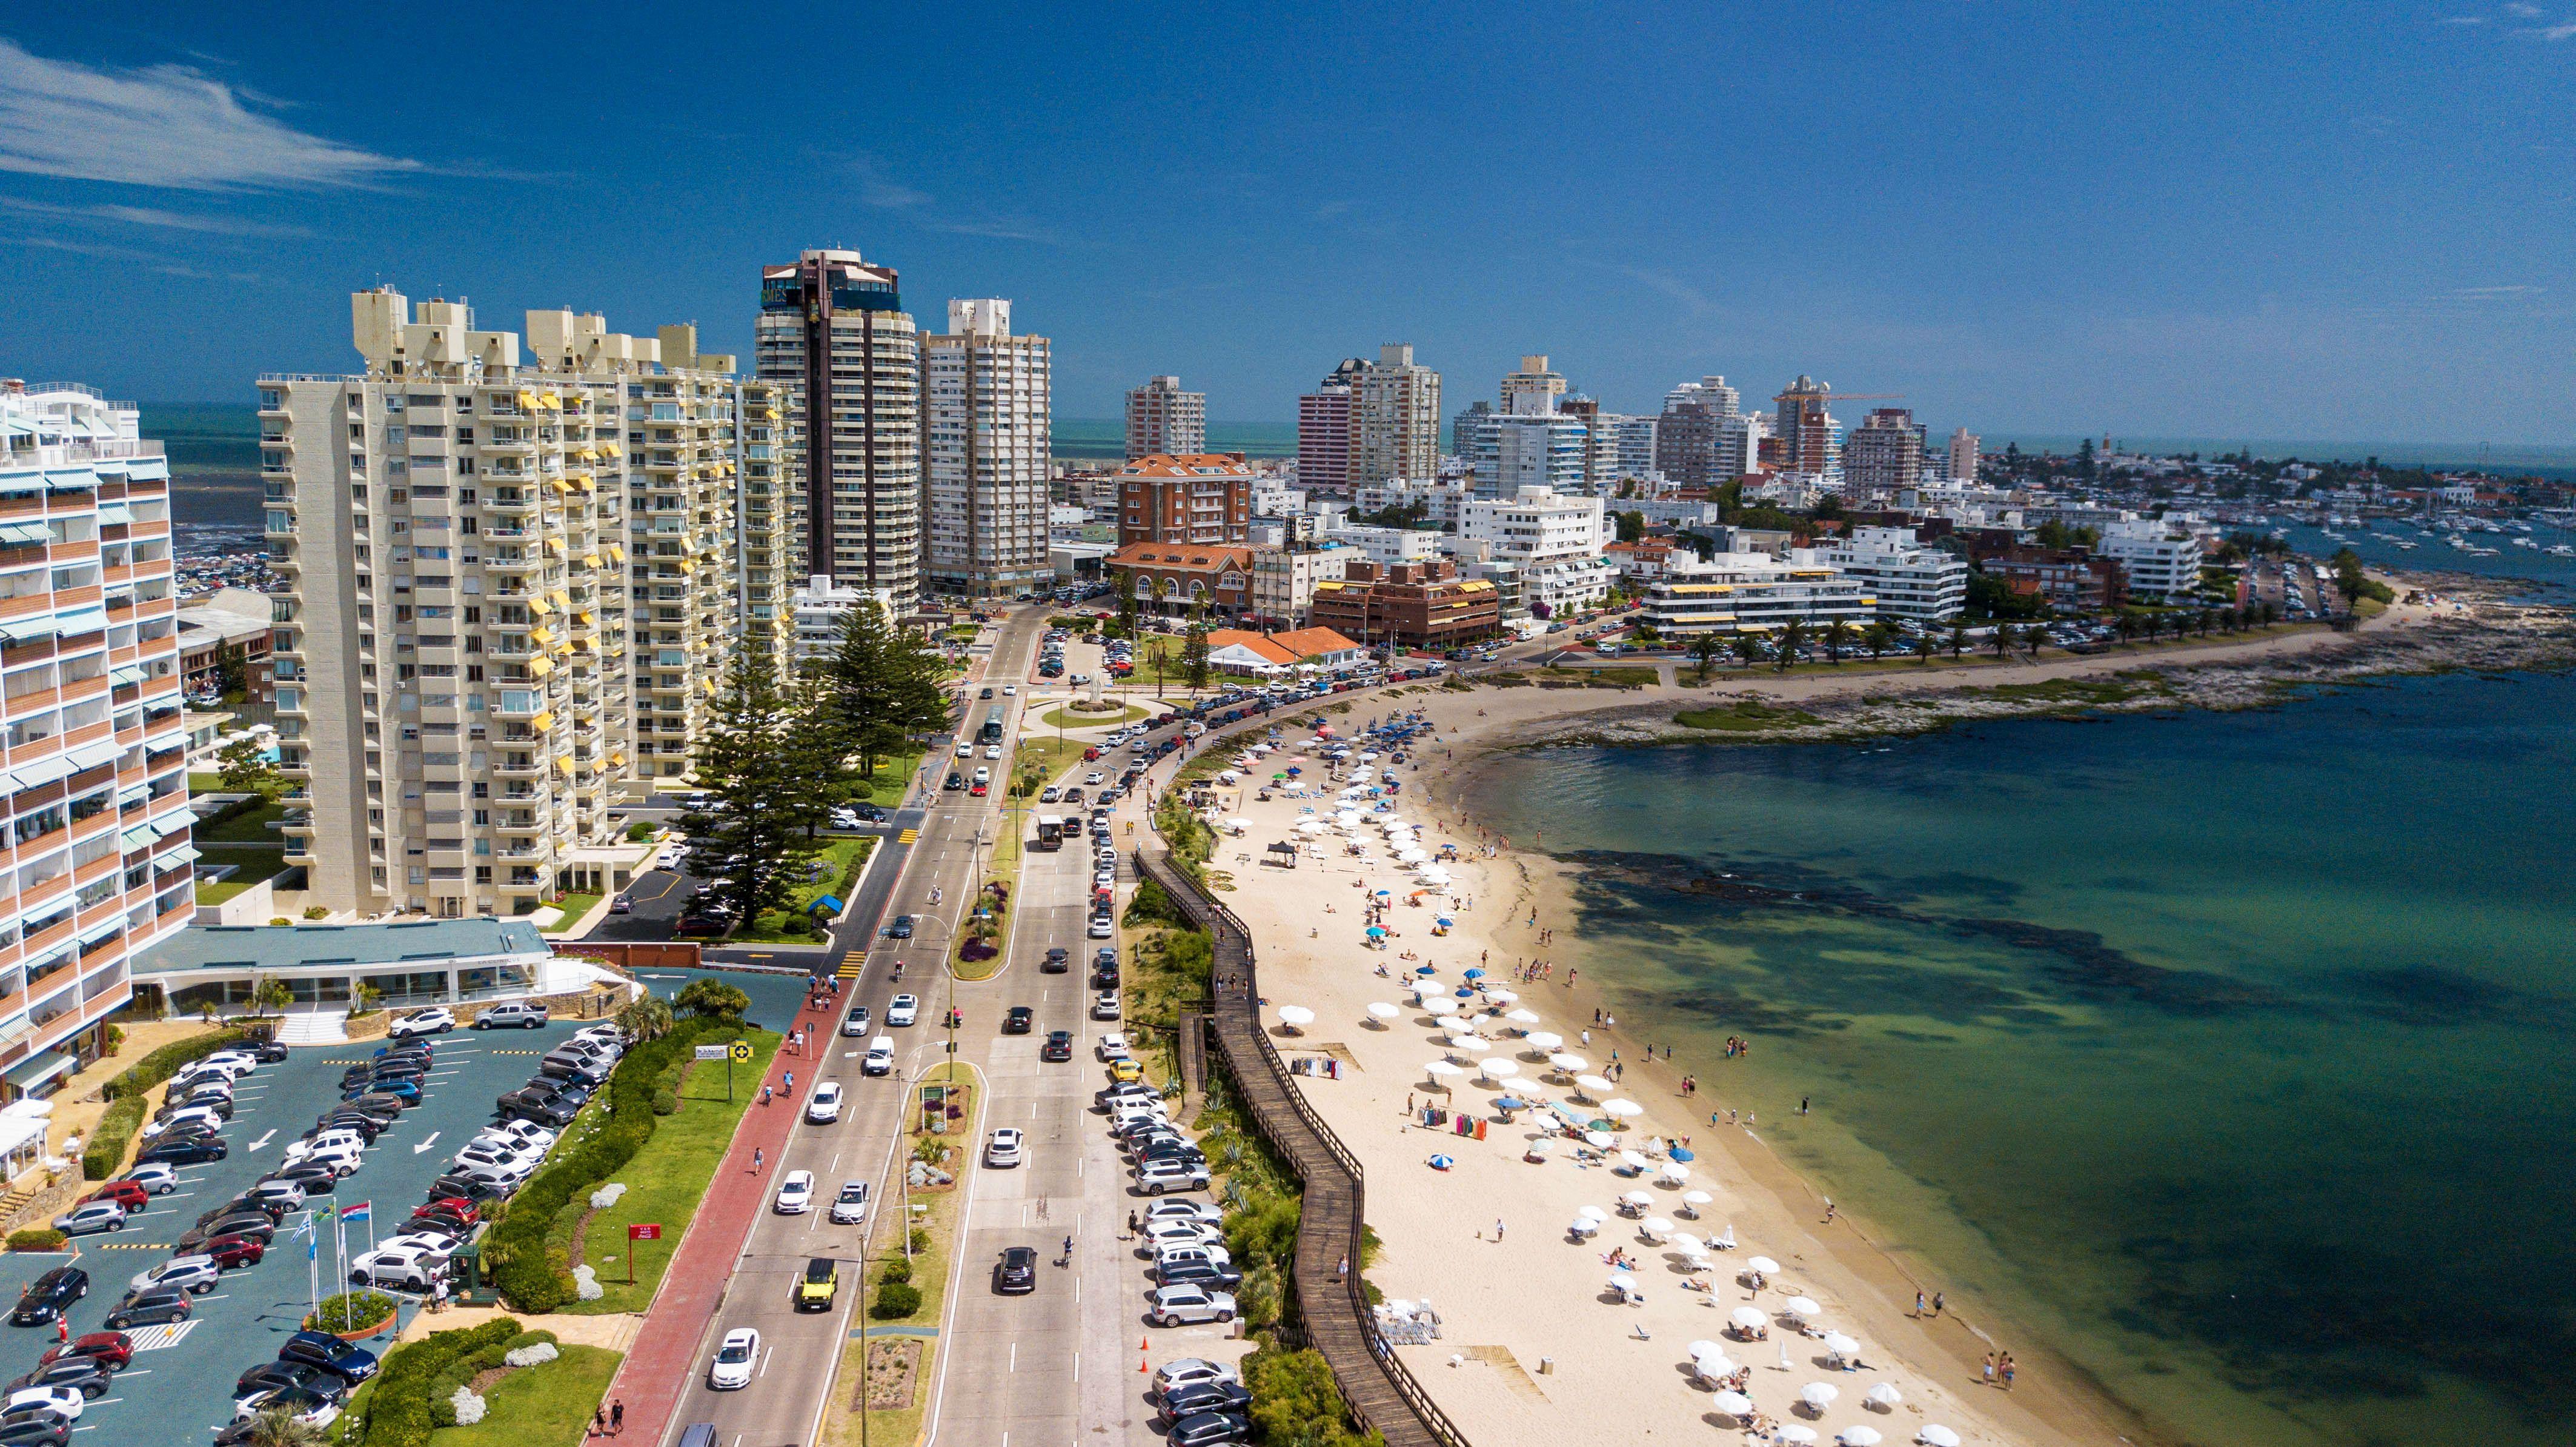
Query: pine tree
828 599 949 780
1183 619 1212 697
681 651 814 930
778 673 854 842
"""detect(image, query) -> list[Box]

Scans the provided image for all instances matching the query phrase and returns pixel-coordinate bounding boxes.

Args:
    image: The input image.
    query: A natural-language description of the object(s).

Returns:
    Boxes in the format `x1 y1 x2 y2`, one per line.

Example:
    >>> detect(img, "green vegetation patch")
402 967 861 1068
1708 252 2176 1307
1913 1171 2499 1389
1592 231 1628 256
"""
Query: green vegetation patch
429 1343 620 1447
1673 699 1822 733
1973 673 2172 708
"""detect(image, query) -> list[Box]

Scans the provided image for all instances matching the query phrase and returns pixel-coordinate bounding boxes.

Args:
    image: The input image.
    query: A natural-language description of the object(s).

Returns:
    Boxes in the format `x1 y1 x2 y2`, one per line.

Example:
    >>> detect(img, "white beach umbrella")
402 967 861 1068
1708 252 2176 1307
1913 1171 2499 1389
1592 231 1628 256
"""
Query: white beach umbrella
1865 1382 1903 1409
1659 1162 1692 1183
1444 1034 1491 1054
1745 1256 1781 1275
1619 1149 1651 1170
1505 1008 1541 1024
1276 1005 1315 1026
1668 1231 1703 1254
1730 1306 1770 1332
1366 1002 1401 1020
1783 1296 1822 1319
1837 1428 1883 1447
1296 820 1328 834
1584 1129 1616 1148
1778 1428 1819 1446
1576 1205 1608 1220
1823 1332 1861 1357
1642 1216 1675 1237
1525 1031 1562 1051
1424 1060 1466 1079
1683 1189 1714 1208
1687 1339 1727 1361
1481 1058 1519 1078
1575 1074 1615 1094
1602 1098 1645 1119
1484 989 1518 1005
1801 1382 1841 1409
1619 1190 1655 1208
1546 1052 1585 1072
1916 1426 1961 1447
1711 1390 1754 1417
1398 848 1429 863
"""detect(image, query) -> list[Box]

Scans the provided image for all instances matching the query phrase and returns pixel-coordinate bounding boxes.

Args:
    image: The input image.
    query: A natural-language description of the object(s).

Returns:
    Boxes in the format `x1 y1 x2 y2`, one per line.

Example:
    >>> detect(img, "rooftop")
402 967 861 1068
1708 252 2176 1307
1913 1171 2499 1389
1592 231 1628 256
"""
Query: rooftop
139 918 551 974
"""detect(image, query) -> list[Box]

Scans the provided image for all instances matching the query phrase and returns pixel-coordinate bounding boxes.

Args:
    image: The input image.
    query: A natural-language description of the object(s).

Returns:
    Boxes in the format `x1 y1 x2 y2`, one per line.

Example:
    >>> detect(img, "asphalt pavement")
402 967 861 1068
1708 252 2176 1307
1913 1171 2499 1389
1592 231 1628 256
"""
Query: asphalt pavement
3 1015 605 1435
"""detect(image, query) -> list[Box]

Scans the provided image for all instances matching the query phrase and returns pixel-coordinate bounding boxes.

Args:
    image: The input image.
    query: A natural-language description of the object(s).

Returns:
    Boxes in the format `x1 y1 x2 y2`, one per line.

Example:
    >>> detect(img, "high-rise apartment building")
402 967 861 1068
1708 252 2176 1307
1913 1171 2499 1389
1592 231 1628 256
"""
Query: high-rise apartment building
1295 358 1362 494
1718 413 1767 482
924 299 1051 599
267 290 745 919
1116 454 1253 548
1947 428 1980 483
1352 344 1441 485
0 381 191 1082
1501 355 1566 416
757 248 920 604
1654 402 1724 489
736 378 793 667
1664 375 1741 420
1125 376 1205 460
1485 414 1589 497
1773 376 1843 485
1842 408 1925 501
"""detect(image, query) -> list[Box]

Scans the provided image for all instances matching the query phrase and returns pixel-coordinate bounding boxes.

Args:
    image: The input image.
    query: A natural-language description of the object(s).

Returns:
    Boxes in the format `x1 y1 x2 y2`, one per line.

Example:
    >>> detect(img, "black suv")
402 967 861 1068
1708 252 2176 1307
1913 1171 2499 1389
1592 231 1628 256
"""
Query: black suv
995 1246 1037 1295
1040 1031 1074 1062
1003 1006 1034 1034
1040 947 1069 973
9 1268 85 1326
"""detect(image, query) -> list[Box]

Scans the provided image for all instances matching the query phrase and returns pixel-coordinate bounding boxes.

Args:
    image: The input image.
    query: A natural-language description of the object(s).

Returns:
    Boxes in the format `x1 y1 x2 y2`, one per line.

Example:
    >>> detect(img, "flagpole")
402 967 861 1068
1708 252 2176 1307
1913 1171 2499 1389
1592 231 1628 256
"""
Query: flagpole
303 1211 318 1325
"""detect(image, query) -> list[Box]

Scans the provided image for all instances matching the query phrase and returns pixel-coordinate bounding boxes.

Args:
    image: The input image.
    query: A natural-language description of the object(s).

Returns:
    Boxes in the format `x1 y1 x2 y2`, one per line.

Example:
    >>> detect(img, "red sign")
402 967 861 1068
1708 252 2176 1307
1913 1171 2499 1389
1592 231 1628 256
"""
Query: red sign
628 1223 663 1241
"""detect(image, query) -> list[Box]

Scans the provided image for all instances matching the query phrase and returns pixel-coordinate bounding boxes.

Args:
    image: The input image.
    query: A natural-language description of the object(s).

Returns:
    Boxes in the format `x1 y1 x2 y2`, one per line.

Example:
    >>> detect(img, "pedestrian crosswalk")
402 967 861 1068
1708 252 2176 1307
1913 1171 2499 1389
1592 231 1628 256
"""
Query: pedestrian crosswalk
897 828 918 845
124 1320 196 1352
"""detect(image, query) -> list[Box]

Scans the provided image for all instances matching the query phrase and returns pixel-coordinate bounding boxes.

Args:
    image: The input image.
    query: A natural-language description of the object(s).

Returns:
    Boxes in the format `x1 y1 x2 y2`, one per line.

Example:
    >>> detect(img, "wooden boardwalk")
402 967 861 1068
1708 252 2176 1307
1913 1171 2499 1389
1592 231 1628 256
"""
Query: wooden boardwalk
1141 851 1468 1447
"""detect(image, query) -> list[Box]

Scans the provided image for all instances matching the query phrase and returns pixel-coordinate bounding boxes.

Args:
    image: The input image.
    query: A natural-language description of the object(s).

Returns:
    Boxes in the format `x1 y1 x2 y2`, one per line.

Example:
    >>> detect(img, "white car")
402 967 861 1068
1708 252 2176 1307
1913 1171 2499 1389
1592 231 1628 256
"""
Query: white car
1143 1219 1223 1250
886 994 920 1027
708 1327 761 1389
773 1169 815 1214
805 1082 843 1123
482 1120 558 1151
984 744 1003 760
1147 1283 1238 1327
1083 771 1105 787
119 1163 179 1195
1092 991 1121 1020
1152 1356 1240 1402
955 740 975 757
284 1141 363 1176
349 1244 447 1291
985 1128 1024 1168
387 1007 455 1039
1097 1031 1131 1061
1144 1199 1223 1228
453 1143 543 1179
7 1385 84 1421
1001 685 1017 695
829 1180 870 1225
193 1054 261 1079
144 1105 225 1139
1087 916 1115 939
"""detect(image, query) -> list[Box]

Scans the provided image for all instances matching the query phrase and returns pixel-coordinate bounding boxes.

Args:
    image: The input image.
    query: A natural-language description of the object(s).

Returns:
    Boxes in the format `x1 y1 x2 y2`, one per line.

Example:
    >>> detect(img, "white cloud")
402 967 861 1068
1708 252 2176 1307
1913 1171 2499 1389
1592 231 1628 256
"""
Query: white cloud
0 195 307 235
2436 13 2488 22
2538 19 2576 38
850 154 930 209
0 38 413 189
2505 1 2543 15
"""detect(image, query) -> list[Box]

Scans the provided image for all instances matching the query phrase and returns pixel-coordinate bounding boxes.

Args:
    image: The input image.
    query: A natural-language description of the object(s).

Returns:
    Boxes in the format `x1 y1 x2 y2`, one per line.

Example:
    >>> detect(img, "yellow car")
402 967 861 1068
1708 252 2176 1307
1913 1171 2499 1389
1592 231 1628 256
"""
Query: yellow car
1109 1057 1144 1085
795 1256 838 1310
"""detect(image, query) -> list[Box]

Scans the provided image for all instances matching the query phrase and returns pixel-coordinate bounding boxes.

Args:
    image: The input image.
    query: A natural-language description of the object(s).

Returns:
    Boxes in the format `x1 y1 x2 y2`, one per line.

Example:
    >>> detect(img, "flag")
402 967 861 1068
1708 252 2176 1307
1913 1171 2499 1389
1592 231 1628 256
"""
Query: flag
342 1201 371 1223
314 1203 336 1225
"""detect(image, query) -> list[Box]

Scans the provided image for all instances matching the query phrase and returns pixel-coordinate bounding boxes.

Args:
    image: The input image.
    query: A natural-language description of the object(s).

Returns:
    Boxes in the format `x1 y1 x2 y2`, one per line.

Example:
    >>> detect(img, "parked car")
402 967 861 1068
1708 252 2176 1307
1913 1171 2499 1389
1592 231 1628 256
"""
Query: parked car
99 1289 188 1331
49 1202 125 1237
1167 1411 1253 1447
34 1334 130 1375
114 1165 178 1196
8 1269 85 1326
387 1007 456 1039
4 1361 107 1403
1147 1284 1238 1327
474 1001 549 1030
1157 1378 1253 1422
127 1257 221 1297
276 1331 377 1383
1134 1159 1210 1195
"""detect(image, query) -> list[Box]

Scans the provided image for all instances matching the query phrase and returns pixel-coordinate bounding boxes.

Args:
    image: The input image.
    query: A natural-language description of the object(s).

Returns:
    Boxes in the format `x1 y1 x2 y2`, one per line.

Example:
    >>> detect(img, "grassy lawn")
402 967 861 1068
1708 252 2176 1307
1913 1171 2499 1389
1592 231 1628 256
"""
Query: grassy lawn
1034 702 1154 730
429 1345 622 1447
565 1030 784 1314
198 799 290 843
852 748 925 807
191 845 288 906
732 836 876 945
543 891 603 931
1006 736 1092 797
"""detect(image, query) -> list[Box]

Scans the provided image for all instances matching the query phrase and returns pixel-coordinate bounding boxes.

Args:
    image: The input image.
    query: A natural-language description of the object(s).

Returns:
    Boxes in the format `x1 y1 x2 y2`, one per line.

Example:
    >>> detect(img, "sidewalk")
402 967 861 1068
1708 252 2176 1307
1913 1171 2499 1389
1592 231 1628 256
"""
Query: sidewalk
598 986 836 1446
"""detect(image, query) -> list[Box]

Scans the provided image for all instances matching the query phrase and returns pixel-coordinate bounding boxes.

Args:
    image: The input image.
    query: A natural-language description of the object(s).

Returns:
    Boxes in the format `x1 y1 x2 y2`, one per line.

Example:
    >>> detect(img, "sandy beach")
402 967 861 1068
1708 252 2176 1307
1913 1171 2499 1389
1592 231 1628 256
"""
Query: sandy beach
1161 599 2552 1447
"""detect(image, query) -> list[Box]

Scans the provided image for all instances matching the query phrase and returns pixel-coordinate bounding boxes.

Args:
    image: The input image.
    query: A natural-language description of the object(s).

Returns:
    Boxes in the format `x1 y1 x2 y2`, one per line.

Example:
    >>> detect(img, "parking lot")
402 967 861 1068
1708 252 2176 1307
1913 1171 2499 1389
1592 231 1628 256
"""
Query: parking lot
2 1013 612 1435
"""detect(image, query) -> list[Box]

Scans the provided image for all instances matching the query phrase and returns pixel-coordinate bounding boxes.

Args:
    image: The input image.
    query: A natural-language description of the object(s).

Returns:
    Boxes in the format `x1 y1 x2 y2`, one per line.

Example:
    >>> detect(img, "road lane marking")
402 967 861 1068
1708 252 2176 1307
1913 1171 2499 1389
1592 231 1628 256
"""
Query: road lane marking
412 1133 441 1153
245 1130 275 1152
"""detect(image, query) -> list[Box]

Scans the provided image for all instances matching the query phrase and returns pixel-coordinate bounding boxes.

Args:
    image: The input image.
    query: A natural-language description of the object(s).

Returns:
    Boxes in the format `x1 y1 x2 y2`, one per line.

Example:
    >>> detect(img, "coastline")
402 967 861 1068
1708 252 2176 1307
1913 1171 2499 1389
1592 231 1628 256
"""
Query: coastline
1207 580 2571 1447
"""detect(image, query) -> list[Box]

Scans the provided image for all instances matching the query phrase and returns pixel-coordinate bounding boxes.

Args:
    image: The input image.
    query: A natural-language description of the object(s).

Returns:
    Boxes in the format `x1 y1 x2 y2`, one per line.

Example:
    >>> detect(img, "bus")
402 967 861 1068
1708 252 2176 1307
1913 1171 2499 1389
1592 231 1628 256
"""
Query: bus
1033 815 1067 851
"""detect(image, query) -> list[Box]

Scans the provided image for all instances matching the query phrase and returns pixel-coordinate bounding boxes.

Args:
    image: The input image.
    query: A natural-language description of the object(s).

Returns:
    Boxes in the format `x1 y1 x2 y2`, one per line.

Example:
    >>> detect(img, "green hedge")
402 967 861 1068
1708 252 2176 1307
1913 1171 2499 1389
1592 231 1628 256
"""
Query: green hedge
359 1316 520 1447
486 1017 739 1312
6 1229 64 1251
84 1027 247 1180
308 1289 397 1334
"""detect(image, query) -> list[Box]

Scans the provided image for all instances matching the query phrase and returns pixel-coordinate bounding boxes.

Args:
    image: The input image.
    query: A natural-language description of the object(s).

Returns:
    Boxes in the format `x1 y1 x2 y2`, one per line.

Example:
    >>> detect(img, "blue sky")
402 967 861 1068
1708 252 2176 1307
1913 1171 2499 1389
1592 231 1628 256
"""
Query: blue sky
2 2 2571 445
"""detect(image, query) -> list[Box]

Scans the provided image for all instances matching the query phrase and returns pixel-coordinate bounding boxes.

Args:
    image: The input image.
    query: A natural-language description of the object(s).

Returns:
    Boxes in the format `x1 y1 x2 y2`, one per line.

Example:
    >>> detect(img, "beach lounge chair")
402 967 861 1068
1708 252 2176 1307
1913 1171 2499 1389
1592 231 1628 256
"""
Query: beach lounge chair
1713 1226 1739 1249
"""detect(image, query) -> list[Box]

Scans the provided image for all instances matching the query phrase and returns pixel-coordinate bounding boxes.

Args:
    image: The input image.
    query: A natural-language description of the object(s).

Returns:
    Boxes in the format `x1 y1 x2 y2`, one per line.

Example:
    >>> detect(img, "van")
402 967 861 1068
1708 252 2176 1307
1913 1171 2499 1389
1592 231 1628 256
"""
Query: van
862 1036 895 1076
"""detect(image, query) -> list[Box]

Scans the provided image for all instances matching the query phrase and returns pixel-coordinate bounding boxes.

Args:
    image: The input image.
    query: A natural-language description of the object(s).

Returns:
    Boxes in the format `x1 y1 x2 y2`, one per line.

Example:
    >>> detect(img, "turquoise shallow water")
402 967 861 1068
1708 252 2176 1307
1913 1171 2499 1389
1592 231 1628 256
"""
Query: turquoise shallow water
1464 672 2576 1447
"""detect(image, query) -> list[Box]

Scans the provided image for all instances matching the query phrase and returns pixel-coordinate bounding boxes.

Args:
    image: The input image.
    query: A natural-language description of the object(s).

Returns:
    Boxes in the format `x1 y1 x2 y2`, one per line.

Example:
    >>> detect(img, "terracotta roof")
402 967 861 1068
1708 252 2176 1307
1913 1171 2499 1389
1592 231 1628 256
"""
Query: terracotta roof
1107 541 1252 570
1116 453 1254 479
1204 630 1298 666
1267 627 1361 657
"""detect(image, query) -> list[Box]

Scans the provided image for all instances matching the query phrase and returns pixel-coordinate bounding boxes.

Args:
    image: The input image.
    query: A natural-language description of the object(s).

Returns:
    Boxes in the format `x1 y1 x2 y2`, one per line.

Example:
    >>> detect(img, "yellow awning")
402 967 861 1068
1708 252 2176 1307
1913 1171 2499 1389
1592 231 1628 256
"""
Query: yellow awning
602 441 622 457
576 448 597 461
676 558 694 574
516 390 538 410
540 391 562 410
551 590 571 607
548 479 571 494
529 710 556 731
700 678 718 697
554 756 574 775
580 553 601 569
527 597 554 617
573 475 594 493
608 545 626 562
609 752 626 768
573 609 593 625
526 656 555 678
529 627 555 648
545 537 567 554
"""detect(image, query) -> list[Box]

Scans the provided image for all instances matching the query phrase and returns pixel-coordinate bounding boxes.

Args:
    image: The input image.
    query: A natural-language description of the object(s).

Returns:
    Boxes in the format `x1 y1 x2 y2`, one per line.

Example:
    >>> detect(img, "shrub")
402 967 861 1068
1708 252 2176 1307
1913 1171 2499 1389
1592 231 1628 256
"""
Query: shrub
6 1228 65 1251
871 1282 921 1319
304 905 330 920
672 979 750 1022
85 1027 247 1179
1241 1347 1376 1447
627 822 655 842
876 1256 912 1286
650 1088 679 1116
908 1227 931 1254
361 1316 520 1447
308 1289 397 1333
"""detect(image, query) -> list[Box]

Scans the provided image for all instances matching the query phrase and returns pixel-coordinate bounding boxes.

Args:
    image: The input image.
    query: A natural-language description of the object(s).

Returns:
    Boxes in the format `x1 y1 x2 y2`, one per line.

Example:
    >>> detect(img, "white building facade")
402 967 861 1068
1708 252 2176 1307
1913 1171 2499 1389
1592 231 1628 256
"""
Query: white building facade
1641 554 1876 636
1818 527 1968 622
1458 485 1613 615
924 299 1052 599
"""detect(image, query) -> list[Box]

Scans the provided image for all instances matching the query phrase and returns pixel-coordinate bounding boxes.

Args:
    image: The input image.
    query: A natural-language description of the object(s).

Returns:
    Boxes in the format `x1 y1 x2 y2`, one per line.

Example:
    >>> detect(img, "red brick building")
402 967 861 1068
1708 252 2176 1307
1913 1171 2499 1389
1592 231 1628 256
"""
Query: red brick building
1309 559 1501 651
1116 453 1253 548
1108 542 1254 617
1982 547 2126 612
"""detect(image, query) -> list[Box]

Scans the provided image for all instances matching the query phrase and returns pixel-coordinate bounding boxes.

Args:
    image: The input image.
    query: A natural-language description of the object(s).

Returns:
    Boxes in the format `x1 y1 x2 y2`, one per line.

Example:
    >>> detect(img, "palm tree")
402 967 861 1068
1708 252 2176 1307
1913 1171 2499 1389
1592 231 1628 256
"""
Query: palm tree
1733 633 1764 671
1774 619 1807 672
1822 619 1851 664
1991 625 2012 660
1690 631 1723 684
1913 634 1935 665
2197 608 2217 637
1864 620 1900 661
1946 622 1968 660
617 993 675 1043
251 975 293 1019
2114 613 2138 647
235 1407 325 1447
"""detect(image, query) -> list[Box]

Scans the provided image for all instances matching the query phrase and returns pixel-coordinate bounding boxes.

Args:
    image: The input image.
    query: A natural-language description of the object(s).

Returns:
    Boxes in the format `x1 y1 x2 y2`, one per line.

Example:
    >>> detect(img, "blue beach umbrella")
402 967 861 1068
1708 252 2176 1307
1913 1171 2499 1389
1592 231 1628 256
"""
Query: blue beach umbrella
1494 1097 1529 1111
1368 926 1389 939
1454 986 1475 999
1463 967 1486 980
1427 1154 1455 1171
1669 1148 1695 1162
1413 962 1433 974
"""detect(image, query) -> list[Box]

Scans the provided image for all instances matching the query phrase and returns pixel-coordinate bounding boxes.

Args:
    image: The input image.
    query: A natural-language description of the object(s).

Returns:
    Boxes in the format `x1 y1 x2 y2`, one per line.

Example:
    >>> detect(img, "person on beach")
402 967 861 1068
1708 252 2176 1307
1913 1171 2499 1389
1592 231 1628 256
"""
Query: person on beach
1983 1353 1997 1387
610 1400 623 1435
1931 1291 1945 1317
2002 1354 2016 1390
1824 1199 1837 1223
1800 1096 1811 1115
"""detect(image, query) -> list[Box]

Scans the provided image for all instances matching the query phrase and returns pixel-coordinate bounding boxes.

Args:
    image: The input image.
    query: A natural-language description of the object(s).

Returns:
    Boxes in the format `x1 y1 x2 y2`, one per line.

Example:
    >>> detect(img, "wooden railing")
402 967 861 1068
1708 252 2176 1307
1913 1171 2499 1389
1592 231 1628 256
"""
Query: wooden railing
1140 847 1469 1447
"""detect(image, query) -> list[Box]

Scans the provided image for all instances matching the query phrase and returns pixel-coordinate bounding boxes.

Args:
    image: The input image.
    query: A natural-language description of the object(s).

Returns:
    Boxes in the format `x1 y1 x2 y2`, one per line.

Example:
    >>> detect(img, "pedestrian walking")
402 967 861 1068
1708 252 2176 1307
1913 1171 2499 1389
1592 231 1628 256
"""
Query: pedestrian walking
783 1069 794 1094
610 1399 623 1435
752 1146 763 1173
1982 1353 1997 1387
760 1084 772 1106
1931 1292 1945 1317
2002 1354 2016 1390
1914 1291 1927 1317
1823 1199 1837 1223
593 1406 608 1438
1799 1095 1811 1116
1494 1218 1505 1242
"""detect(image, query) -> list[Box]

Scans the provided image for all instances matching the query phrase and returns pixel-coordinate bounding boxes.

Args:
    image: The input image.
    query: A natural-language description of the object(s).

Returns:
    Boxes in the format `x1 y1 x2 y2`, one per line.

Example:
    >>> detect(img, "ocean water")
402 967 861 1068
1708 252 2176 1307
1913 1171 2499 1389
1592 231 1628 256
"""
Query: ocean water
2283 522 2576 596
1464 673 2576 1447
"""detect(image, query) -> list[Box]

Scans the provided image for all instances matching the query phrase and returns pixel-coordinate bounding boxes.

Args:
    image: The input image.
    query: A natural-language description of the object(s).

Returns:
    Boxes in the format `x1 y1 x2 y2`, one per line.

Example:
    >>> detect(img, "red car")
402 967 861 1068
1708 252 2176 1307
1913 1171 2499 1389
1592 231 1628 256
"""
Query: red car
85 1181 150 1214
38 1332 132 1372
414 1197 480 1226
203 1233 267 1268
969 782 988 796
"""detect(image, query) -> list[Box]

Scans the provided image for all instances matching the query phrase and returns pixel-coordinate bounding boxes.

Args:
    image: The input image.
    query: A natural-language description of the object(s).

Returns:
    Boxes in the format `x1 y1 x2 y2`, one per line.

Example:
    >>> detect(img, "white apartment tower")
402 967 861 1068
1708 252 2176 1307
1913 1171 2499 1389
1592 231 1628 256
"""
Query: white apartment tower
265 290 746 919
1947 428 1980 483
756 249 921 602
1352 344 1441 485
1501 355 1567 416
1125 376 1205 461
925 299 1052 599
0 382 190 1082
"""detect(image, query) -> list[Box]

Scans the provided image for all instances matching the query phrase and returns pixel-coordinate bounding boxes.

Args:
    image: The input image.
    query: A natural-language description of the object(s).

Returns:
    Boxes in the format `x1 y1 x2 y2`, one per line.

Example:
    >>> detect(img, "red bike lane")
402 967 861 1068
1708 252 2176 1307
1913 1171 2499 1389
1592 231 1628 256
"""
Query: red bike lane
604 988 833 1446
